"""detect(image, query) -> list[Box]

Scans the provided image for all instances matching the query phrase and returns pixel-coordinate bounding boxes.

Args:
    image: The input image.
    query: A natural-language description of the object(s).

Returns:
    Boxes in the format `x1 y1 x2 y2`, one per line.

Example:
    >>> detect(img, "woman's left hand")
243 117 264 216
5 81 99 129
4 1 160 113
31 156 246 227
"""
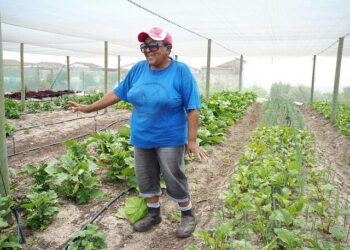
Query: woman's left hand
186 141 209 160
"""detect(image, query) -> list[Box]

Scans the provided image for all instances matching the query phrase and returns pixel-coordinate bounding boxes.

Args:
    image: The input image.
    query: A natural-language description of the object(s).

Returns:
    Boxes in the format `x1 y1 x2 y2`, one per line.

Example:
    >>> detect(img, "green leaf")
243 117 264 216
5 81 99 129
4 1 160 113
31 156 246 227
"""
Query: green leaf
122 197 148 224
115 208 127 219
269 208 293 225
330 227 346 241
274 228 301 248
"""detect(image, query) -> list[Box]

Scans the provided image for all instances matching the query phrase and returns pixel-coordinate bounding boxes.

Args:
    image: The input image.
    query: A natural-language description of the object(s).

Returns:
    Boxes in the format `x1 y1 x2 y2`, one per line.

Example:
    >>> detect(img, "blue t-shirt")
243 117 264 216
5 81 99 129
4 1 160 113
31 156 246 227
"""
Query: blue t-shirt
114 59 201 148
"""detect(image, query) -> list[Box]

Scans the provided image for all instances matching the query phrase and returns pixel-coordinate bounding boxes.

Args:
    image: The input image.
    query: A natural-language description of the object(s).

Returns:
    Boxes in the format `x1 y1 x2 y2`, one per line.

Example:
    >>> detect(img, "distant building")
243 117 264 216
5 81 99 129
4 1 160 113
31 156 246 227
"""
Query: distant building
200 58 244 91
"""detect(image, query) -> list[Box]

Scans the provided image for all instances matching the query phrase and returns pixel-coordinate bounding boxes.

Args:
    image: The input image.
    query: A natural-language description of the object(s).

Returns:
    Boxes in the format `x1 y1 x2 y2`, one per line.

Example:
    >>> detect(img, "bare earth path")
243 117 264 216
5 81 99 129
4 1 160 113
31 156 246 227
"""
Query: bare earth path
96 102 263 250
300 105 350 211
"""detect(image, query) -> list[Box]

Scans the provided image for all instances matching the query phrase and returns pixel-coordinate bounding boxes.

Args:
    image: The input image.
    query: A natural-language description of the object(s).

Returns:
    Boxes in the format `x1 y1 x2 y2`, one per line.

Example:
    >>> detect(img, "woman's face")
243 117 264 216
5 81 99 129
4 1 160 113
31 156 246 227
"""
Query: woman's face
142 37 170 70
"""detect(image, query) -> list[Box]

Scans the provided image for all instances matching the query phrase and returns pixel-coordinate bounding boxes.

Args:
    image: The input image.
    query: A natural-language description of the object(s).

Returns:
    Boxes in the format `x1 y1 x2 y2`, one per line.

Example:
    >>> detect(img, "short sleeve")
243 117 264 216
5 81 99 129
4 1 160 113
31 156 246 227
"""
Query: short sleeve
180 64 201 110
113 63 139 102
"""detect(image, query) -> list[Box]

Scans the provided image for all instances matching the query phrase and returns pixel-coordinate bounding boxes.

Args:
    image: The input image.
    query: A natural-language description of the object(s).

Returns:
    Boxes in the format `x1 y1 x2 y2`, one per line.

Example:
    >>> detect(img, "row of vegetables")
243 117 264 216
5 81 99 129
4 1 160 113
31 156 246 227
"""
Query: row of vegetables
311 101 350 140
188 98 350 249
1 91 256 249
4 93 132 138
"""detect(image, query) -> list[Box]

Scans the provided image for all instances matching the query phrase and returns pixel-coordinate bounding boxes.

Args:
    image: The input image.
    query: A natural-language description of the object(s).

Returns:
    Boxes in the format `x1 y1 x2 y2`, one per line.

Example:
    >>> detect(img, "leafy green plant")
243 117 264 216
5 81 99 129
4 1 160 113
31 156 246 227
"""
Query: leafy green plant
0 196 21 249
311 101 350 140
192 98 350 249
26 101 41 113
42 101 53 111
0 234 21 250
90 126 136 187
116 197 147 224
21 190 59 230
5 122 16 137
113 101 133 110
167 210 181 223
45 139 103 204
67 223 106 250
20 163 53 191
5 98 22 119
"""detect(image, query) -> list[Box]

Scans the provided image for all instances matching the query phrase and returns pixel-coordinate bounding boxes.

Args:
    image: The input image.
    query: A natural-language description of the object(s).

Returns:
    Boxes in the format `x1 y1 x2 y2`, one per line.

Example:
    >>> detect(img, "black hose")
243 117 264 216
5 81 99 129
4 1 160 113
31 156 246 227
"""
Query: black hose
8 118 130 157
61 187 133 250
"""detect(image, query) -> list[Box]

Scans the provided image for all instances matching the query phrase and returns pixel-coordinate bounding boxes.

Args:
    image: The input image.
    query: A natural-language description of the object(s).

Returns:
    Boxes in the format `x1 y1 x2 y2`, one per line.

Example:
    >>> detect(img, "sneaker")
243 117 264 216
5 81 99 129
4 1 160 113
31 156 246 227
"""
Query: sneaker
176 214 196 238
133 210 161 232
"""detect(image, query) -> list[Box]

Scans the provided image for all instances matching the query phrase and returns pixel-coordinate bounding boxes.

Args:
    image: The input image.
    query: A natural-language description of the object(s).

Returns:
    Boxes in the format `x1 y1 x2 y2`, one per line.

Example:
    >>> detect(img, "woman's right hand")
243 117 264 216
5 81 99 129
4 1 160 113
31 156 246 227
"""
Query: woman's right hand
67 101 90 113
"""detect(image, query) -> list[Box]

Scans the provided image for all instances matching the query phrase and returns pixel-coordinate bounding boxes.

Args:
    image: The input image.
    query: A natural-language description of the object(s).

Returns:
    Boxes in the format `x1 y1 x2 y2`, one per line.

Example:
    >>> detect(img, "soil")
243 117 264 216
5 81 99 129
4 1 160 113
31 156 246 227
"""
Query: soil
7 102 263 250
300 105 350 208
8 102 350 249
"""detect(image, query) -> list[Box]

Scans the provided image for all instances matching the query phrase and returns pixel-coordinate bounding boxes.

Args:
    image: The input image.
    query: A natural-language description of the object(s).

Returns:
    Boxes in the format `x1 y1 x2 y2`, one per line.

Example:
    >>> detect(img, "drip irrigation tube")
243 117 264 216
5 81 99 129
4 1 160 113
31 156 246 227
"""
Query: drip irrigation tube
15 109 124 132
8 118 130 157
61 186 133 250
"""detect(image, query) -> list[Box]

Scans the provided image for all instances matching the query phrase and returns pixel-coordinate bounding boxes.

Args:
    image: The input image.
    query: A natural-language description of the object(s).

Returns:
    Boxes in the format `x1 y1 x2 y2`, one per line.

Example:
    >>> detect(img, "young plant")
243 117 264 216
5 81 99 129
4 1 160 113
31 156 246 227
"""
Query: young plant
67 224 106 250
26 101 41 113
21 190 59 231
5 122 16 137
42 101 53 111
20 163 54 191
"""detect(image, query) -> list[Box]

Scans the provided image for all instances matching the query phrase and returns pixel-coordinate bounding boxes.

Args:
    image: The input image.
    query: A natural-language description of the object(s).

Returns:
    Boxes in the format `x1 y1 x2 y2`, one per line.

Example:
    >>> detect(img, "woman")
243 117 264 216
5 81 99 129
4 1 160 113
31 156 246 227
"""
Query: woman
68 27 208 238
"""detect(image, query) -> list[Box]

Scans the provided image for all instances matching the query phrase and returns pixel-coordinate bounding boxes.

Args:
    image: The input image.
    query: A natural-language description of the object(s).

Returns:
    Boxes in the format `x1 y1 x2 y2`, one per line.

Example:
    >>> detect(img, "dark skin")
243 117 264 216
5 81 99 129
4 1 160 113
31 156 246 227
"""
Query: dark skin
68 36 208 207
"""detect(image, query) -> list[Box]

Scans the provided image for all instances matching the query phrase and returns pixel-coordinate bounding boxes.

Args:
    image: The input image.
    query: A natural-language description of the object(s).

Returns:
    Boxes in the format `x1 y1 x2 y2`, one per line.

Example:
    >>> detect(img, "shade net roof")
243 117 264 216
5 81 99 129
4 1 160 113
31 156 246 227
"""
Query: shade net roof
1 0 350 57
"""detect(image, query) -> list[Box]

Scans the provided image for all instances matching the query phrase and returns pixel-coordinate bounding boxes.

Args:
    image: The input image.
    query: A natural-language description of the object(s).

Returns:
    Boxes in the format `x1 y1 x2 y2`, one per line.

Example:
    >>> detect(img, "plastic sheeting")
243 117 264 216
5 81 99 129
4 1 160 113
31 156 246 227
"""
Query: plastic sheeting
1 0 350 57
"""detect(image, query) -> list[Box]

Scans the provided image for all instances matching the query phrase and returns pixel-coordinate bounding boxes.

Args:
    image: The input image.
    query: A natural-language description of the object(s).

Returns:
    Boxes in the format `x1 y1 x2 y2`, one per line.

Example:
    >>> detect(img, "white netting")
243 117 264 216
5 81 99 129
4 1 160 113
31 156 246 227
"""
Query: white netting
1 0 350 57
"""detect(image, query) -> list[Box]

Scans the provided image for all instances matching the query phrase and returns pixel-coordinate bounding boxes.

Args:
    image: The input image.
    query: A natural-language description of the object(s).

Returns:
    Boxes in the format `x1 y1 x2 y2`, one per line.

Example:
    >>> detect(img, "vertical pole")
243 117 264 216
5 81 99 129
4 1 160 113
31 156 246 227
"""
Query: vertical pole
331 37 344 123
67 56 70 91
82 71 85 93
118 55 121 84
36 65 40 91
0 17 10 197
175 55 178 60
239 55 243 92
205 39 211 100
104 41 108 113
104 41 108 93
310 55 316 103
20 43 25 109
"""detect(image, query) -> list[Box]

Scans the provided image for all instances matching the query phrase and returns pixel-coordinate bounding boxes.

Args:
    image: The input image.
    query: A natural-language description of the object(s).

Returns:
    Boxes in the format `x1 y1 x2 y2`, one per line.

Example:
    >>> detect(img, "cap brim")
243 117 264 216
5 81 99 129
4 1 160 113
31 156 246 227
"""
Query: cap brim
138 32 149 42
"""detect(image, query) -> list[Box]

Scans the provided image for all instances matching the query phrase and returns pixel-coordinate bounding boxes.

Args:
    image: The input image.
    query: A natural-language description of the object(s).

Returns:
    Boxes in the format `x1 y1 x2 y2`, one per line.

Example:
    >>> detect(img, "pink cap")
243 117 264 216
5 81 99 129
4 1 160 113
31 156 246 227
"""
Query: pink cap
138 27 173 44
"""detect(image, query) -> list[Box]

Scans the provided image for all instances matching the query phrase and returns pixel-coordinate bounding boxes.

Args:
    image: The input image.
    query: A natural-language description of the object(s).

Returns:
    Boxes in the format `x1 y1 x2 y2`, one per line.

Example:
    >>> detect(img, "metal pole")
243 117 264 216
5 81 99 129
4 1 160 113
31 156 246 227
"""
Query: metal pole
118 55 121 84
239 55 243 92
205 39 211 100
67 56 70 91
104 41 108 93
20 43 25 109
36 65 40 91
175 55 178 60
104 41 108 113
331 37 344 123
310 55 316 103
82 71 85 93
0 16 10 197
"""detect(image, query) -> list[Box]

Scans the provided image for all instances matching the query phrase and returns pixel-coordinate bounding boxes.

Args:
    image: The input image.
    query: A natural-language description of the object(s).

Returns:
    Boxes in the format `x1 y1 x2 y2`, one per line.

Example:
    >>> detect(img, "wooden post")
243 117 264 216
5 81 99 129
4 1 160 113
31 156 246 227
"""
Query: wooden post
310 55 316 103
118 55 121 84
104 41 108 113
205 39 211 100
36 65 40 91
239 55 243 92
20 43 25 109
331 37 344 123
0 17 10 197
67 56 70 91
104 41 108 93
82 71 85 92
175 55 178 60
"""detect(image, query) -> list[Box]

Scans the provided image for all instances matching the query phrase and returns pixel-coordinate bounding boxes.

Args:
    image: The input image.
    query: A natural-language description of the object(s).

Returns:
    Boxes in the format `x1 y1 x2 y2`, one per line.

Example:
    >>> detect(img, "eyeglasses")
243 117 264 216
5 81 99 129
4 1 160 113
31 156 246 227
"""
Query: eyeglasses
140 42 163 53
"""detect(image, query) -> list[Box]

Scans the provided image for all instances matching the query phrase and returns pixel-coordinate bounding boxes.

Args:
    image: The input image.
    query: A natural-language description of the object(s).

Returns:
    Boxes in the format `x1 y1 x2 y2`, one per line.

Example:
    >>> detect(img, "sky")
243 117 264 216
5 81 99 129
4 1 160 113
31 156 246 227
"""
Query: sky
4 51 350 93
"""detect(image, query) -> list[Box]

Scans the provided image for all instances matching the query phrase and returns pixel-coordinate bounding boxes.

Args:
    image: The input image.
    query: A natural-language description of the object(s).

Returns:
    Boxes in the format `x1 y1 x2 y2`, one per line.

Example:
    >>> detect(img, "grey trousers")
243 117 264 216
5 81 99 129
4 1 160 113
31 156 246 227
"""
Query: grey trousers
134 146 190 202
